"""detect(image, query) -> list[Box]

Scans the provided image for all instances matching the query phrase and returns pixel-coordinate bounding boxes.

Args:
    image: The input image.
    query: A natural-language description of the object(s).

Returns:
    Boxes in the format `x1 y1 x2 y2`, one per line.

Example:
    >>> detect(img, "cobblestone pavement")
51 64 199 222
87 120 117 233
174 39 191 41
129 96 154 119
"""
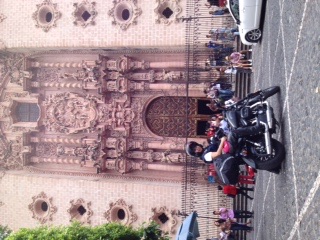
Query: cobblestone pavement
244 0 320 239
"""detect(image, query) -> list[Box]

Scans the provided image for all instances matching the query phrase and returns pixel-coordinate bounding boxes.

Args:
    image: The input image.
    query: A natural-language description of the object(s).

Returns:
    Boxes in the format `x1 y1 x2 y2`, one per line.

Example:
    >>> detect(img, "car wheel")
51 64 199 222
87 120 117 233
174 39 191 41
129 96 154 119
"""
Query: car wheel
245 29 262 42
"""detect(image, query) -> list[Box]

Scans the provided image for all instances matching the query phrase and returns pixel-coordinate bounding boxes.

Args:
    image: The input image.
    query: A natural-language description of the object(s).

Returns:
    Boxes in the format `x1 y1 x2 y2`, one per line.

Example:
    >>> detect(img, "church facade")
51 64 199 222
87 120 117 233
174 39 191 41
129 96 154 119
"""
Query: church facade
0 0 230 238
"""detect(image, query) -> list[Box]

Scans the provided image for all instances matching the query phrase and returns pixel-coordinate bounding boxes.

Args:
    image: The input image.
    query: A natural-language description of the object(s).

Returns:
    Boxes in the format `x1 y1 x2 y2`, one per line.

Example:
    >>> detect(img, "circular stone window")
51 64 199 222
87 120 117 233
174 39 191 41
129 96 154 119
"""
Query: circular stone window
115 2 132 22
34 199 49 217
69 204 87 220
111 207 127 222
38 6 54 24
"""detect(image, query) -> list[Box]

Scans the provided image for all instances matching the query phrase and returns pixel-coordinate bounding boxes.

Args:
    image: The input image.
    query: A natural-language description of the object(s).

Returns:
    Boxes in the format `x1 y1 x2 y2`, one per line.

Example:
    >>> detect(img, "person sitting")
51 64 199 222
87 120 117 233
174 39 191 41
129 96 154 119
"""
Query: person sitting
185 124 264 163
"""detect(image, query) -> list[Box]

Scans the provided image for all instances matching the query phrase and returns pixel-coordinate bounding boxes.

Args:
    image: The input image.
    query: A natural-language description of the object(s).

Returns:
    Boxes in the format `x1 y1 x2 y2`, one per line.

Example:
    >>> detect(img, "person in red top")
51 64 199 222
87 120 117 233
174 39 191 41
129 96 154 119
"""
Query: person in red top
218 185 254 200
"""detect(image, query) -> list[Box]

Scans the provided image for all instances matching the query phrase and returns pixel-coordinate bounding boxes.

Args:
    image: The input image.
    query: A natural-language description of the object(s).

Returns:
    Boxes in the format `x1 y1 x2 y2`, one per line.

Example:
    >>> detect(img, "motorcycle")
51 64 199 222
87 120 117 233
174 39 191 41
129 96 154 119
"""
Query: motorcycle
219 86 285 171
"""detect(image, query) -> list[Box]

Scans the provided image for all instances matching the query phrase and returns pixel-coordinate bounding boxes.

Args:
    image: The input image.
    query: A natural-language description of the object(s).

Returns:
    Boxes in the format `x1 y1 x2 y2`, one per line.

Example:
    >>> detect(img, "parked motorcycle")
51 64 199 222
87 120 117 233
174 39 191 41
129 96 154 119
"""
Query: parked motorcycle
221 86 285 171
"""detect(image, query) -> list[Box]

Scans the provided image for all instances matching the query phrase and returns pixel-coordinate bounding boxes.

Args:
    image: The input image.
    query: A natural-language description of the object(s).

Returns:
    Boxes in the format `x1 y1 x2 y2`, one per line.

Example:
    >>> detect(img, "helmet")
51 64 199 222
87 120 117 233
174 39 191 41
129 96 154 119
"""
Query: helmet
185 141 203 157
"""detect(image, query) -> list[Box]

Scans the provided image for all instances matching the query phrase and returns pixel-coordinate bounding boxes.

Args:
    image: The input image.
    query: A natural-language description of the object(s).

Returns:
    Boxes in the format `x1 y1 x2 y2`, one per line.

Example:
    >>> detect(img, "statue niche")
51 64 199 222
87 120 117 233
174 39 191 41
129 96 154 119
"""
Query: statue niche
42 92 100 134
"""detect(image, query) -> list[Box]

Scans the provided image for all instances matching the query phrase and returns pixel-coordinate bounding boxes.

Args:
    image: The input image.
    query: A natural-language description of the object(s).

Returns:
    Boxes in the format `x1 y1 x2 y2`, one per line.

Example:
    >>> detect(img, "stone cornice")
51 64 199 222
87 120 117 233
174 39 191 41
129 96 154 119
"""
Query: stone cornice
24 166 181 184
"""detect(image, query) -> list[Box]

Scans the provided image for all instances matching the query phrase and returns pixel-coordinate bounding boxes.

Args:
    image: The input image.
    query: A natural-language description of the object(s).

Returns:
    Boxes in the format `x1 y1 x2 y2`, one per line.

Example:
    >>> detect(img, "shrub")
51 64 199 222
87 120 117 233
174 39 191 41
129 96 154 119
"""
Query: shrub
6 221 169 240
0 225 12 240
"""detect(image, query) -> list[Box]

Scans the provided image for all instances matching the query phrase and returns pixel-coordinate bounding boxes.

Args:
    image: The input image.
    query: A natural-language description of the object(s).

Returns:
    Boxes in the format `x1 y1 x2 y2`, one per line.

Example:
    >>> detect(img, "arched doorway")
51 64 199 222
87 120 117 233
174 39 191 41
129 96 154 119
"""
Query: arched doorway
145 96 212 137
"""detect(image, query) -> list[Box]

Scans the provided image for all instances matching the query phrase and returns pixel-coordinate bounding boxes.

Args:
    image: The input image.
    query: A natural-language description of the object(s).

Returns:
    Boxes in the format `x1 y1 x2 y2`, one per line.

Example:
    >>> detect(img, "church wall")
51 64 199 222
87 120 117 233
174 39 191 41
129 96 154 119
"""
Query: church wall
0 172 182 233
0 0 186 50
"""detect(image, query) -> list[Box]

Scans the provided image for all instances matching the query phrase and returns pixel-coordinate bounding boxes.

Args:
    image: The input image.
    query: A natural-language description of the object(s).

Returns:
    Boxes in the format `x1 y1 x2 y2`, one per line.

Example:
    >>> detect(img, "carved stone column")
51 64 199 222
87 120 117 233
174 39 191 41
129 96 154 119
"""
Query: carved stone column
35 137 82 145
30 60 100 69
149 61 184 69
146 141 184 151
30 156 80 164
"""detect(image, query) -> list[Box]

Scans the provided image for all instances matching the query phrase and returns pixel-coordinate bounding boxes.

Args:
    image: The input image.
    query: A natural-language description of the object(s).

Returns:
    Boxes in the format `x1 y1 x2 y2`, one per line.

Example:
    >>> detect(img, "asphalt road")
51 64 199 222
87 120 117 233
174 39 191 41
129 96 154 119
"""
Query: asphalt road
246 0 320 239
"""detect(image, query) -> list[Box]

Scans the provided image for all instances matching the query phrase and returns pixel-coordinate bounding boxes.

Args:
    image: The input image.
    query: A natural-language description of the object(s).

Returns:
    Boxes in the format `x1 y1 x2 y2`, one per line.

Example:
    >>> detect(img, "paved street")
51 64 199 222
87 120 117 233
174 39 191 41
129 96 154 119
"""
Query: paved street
247 0 320 239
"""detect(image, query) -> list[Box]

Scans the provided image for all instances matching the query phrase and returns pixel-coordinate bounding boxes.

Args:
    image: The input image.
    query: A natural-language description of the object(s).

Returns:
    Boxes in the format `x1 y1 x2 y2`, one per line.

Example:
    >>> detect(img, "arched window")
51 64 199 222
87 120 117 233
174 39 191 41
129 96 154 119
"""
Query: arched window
145 97 212 137
16 103 40 122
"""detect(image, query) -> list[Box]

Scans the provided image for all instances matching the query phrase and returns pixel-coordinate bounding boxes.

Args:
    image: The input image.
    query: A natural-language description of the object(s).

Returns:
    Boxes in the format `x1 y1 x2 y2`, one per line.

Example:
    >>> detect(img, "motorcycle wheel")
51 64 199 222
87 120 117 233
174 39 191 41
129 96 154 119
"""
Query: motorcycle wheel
250 138 285 170
262 86 280 100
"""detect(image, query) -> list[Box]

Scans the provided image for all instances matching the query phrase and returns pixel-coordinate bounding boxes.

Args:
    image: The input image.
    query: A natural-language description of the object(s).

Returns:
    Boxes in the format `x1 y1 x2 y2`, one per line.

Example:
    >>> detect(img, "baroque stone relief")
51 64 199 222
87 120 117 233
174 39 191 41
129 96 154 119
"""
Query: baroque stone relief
28 192 57 224
72 0 97 28
150 206 178 234
42 92 100 134
104 199 138 226
32 0 61 32
108 0 142 31
154 0 182 25
0 136 24 170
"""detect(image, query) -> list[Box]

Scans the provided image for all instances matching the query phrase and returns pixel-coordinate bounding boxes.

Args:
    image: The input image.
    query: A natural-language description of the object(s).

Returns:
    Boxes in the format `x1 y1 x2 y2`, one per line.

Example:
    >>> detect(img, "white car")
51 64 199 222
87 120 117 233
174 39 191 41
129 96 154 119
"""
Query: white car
226 0 264 45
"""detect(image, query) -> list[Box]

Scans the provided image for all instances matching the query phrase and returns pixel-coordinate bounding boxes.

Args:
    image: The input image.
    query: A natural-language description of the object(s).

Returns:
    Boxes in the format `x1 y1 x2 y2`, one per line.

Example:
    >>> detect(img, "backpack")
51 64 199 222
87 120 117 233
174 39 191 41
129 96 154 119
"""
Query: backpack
214 154 239 185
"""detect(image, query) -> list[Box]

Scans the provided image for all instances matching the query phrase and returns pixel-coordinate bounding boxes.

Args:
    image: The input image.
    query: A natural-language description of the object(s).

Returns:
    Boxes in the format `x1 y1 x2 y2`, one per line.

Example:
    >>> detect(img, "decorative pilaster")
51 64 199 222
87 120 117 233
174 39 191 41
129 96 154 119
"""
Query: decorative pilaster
30 156 81 164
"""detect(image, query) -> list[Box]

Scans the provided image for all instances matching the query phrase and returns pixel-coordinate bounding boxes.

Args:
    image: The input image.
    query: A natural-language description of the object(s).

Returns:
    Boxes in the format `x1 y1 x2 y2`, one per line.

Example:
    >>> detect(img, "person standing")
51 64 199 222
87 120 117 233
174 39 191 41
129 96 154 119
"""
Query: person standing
213 208 253 220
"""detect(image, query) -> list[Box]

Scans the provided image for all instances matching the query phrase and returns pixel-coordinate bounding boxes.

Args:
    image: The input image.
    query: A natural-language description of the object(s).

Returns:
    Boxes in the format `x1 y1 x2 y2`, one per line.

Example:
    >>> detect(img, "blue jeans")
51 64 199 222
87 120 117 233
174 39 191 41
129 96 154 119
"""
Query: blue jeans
218 89 234 101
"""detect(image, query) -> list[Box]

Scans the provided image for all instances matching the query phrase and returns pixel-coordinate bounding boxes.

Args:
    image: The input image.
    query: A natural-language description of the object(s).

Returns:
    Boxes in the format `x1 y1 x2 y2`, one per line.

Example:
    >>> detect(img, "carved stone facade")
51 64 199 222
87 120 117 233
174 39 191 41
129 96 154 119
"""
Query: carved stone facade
0 49 215 179
0 1 228 237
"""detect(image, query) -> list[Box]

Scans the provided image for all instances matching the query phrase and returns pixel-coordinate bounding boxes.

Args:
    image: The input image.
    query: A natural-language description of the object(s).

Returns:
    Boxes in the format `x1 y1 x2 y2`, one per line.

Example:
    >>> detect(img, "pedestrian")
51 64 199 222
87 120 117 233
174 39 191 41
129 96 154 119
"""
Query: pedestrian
214 219 253 231
225 51 252 64
204 88 234 101
205 41 224 49
208 28 239 41
209 8 229 15
213 208 253 220
219 66 252 75
219 227 236 240
218 185 254 200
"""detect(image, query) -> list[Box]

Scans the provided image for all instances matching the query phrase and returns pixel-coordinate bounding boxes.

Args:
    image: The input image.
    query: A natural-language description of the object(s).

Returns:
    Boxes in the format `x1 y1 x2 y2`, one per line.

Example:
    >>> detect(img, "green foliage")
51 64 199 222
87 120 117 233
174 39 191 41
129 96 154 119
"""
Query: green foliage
139 221 170 240
6 221 169 240
0 225 12 240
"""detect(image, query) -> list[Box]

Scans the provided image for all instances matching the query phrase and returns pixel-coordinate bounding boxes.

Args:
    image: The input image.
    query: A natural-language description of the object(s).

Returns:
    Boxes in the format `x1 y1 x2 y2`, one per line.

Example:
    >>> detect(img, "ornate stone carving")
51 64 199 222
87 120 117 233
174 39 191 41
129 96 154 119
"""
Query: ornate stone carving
154 0 182 25
161 150 184 163
32 0 61 32
36 143 58 156
28 192 57 224
3 92 28 102
9 68 33 86
42 92 100 134
0 104 11 118
61 64 101 84
0 137 24 170
36 68 61 83
108 0 142 31
72 1 97 28
67 198 93 224
104 56 150 73
150 206 178 234
98 98 135 132
104 199 137 226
